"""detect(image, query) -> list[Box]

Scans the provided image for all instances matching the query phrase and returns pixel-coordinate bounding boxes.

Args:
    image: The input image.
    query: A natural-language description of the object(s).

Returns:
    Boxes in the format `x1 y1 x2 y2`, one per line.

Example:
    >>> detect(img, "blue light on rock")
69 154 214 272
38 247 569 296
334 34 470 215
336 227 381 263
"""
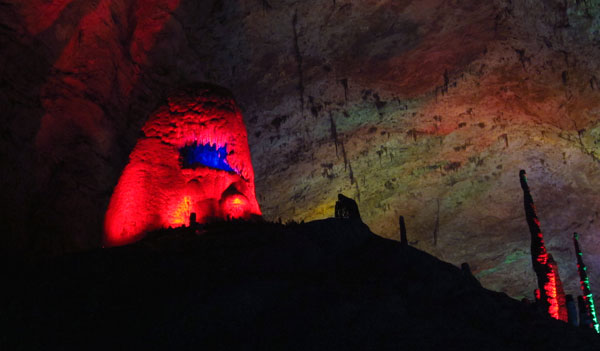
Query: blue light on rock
179 142 236 173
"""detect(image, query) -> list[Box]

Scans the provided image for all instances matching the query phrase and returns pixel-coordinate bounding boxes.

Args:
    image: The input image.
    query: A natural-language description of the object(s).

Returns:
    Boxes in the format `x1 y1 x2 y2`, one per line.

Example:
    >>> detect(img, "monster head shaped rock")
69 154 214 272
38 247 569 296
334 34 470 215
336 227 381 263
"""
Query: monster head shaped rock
104 84 261 246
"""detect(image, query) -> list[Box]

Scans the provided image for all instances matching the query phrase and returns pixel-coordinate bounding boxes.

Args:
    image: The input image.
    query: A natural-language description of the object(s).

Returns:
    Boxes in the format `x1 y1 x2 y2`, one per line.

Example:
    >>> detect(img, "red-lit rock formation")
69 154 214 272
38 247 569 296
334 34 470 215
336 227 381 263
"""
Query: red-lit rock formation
548 253 569 322
104 85 261 246
520 170 567 322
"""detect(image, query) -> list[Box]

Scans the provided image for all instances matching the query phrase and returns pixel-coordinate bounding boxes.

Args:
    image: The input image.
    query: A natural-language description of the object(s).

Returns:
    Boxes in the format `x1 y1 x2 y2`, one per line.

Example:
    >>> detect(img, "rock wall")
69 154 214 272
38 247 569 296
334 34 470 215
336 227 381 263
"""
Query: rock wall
2 0 600 299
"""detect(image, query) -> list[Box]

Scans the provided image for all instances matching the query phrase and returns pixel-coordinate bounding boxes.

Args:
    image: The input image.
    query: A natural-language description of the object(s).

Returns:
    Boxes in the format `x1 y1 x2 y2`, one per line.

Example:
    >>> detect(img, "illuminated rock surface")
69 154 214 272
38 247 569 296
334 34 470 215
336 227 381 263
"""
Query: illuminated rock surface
520 169 568 321
4 219 600 349
2 0 600 299
574 232 600 332
104 85 261 246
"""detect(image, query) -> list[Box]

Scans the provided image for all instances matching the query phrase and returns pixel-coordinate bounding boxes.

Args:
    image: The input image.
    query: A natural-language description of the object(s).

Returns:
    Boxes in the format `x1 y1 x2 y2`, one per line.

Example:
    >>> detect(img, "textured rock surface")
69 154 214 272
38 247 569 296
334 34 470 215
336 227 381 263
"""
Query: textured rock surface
2 0 600 299
104 84 261 246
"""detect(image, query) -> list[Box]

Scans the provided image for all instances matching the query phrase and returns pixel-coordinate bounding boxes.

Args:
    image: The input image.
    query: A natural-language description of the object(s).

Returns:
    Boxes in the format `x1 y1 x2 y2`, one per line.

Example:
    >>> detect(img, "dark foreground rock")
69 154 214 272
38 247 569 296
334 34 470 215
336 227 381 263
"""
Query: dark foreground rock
2 219 599 350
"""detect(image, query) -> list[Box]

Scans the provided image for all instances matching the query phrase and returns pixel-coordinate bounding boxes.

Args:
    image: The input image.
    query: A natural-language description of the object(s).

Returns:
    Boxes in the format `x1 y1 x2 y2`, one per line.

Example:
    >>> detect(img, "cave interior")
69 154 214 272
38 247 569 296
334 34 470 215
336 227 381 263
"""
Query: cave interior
3 0 600 348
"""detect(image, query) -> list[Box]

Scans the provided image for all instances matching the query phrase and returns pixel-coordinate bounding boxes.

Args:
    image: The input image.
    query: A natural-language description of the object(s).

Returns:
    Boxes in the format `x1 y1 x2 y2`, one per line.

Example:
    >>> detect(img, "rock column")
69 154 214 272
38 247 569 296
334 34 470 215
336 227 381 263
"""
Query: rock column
334 194 361 220
399 216 407 247
573 232 599 332
566 294 578 327
519 170 567 321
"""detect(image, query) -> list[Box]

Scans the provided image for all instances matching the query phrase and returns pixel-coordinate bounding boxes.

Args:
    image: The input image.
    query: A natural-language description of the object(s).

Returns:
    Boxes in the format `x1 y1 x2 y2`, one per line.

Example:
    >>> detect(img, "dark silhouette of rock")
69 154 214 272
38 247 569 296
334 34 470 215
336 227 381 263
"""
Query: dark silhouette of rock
461 262 482 287
3 219 599 350
579 296 594 330
334 194 361 220
566 295 579 327
399 215 408 247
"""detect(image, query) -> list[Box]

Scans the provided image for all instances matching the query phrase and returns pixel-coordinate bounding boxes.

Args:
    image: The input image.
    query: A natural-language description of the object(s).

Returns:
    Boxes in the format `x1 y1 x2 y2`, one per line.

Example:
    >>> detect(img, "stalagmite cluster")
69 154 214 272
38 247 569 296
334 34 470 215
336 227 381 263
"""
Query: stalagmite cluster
519 170 600 331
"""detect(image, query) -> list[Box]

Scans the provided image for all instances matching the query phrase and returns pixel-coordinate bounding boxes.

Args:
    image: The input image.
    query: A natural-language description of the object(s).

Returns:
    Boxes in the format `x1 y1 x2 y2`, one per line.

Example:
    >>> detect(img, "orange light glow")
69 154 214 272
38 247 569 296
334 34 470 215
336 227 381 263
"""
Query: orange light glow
222 195 249 220
170 196 192 227
545 271 559 319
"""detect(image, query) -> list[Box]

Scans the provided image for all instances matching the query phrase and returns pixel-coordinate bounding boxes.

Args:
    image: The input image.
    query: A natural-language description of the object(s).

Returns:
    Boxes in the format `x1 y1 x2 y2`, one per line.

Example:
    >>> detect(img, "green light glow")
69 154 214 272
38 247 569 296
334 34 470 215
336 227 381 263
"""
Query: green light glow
573 232 599 333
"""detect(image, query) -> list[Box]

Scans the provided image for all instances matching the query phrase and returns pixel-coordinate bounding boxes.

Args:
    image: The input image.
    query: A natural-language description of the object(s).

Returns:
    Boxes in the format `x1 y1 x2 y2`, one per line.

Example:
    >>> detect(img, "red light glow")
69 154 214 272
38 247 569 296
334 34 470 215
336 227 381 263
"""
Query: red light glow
520 170 567 322
223 195 249 220
35 0 181 156
104 86 261 246
546 254 568 322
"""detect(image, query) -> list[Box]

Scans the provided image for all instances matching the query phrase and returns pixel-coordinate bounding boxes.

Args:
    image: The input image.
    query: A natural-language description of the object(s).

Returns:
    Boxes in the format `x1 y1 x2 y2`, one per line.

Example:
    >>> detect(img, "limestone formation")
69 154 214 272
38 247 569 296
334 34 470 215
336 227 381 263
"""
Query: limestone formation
566 294 578 327
519 170 567 322
573 232 600 332
579 296 594 330
104 85 261 246
547 253 569 322
399 215 407 247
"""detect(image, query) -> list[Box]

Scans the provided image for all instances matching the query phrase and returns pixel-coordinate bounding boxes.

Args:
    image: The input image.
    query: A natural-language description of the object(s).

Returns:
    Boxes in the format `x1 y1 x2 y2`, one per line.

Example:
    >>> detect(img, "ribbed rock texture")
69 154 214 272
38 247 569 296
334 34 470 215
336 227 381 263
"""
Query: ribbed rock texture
2 0 600 299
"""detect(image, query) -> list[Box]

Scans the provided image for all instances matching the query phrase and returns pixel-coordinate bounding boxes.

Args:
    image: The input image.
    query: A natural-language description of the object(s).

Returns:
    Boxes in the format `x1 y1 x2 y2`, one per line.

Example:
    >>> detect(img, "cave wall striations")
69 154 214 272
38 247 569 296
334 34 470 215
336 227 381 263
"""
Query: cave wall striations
1 0 600 299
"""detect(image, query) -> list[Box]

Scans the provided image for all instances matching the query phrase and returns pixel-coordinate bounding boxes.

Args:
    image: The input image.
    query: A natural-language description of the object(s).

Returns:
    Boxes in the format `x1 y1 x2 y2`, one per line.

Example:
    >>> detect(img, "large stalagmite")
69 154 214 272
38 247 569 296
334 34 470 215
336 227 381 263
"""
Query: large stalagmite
104 85 261 246
520 170 567 322
573 232 600 332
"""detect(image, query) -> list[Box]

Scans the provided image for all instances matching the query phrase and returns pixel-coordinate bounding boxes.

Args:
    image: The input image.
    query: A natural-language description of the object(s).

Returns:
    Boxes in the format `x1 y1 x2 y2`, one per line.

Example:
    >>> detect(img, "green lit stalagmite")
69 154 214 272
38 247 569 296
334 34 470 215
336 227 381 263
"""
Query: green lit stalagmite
573 232 600 333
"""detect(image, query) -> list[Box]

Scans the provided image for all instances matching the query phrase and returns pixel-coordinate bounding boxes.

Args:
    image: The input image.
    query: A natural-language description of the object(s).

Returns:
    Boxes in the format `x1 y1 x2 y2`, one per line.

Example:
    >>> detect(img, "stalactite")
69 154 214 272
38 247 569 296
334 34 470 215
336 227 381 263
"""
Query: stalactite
573 232 600 332
519 170 567 321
